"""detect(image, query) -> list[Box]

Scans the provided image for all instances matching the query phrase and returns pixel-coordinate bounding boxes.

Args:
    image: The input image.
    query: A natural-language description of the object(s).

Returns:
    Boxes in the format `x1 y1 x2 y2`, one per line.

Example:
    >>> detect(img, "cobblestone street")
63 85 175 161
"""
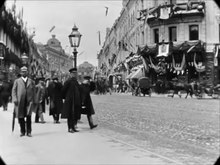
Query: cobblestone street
90 93 220 165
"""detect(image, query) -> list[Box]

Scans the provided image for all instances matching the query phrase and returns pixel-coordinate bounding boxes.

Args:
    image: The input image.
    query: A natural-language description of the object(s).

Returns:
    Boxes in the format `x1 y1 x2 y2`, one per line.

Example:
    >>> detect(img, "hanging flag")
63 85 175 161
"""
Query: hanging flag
105 6 109 16
49 26 55 33
159 6 171 19
98 31 101 45
214 45 219 66
141 56 148 72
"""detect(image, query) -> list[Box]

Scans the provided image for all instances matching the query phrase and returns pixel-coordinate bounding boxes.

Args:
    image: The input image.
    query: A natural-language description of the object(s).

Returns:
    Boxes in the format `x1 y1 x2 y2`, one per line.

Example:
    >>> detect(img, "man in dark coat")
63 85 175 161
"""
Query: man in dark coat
47 77 63 123
80 76 98 129
11 66 35 137
61 68 81 133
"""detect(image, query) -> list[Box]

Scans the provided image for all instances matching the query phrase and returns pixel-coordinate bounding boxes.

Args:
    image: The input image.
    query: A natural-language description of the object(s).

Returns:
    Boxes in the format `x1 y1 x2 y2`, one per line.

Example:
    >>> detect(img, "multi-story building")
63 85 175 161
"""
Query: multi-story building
0 4 30 81
29 40 50 79
98 0 220 86
77 61 95 82
37 35 73 80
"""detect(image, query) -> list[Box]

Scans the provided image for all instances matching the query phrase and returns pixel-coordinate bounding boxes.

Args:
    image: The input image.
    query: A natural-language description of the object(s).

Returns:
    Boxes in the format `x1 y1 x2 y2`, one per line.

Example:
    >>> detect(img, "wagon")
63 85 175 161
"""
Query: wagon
137 77 152 97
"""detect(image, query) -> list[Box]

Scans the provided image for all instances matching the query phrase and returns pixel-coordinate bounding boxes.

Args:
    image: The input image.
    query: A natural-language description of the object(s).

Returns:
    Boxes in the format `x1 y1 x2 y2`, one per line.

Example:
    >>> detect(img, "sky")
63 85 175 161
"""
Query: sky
5 0 123 66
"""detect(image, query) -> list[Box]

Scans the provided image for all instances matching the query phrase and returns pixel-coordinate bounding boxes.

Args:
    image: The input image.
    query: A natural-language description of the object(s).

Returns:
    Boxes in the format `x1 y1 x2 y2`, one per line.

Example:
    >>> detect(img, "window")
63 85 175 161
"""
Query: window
169 26 177 42
154 28 159 43
189 25 199 40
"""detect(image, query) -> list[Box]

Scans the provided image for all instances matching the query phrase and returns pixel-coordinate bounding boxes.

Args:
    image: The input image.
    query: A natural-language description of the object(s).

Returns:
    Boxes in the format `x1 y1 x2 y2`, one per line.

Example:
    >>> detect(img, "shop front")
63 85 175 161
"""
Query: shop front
138 40 208 86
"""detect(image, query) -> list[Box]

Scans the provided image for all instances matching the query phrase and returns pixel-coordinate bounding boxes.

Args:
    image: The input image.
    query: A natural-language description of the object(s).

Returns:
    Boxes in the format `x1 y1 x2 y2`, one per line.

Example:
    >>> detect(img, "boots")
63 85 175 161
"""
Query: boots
87 115 98 129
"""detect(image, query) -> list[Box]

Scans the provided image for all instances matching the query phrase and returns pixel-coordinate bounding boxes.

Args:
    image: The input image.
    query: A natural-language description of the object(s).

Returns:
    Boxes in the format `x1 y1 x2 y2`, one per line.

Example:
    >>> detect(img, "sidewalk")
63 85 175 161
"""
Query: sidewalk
0 103 182 165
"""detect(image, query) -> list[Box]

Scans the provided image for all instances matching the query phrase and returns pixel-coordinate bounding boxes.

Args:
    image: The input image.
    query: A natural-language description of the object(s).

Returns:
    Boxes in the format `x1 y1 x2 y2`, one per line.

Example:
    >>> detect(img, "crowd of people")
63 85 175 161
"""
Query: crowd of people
0 66 98 137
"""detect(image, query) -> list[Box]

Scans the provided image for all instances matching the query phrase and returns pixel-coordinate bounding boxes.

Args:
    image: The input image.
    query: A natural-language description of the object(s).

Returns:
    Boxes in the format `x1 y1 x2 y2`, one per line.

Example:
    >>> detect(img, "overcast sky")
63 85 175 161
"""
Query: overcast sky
5 0 123 66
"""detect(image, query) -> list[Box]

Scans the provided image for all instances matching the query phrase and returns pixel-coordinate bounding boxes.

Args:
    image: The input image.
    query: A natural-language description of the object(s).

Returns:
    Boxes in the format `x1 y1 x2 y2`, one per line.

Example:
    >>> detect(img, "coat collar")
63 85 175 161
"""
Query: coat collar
19 77 31 87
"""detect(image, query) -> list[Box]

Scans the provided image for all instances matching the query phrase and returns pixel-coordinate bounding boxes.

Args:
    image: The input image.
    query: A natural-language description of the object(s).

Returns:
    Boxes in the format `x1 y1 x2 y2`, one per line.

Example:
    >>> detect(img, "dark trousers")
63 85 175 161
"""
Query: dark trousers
67 109 77 130
87 115 95 127
18 116 32 134
53 114 60 122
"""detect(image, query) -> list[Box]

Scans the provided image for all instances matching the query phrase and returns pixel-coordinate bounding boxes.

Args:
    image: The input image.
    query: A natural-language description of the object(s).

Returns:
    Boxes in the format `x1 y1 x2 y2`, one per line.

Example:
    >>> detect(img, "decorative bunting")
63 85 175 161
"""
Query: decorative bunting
194 53 205 72
172 53 186 71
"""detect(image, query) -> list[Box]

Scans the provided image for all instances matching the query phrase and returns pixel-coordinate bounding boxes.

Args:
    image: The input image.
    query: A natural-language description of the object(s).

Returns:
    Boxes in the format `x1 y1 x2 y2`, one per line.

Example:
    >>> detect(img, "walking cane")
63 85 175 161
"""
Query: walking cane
12 107 15 132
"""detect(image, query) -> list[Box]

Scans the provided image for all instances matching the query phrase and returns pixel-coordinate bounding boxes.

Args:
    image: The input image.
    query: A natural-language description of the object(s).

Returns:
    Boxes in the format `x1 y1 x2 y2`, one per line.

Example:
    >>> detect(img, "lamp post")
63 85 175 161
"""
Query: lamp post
68 24 82 68
21 52 29 66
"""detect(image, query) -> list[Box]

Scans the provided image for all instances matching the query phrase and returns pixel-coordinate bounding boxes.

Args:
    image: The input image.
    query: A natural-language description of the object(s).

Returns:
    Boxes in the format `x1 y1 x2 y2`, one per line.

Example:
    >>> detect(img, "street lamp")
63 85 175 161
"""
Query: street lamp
21 52 29 66
68 24 82 68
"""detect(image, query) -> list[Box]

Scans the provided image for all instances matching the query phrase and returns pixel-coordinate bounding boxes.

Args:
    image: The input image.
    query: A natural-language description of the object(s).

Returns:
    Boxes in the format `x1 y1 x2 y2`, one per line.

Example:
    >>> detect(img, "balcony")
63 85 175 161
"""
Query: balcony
137 1 205 25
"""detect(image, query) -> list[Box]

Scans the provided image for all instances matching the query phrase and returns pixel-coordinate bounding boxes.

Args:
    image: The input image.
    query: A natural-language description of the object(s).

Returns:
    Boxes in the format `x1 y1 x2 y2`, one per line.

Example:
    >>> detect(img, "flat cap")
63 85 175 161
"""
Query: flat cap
69 67 77 73
20 66 28 72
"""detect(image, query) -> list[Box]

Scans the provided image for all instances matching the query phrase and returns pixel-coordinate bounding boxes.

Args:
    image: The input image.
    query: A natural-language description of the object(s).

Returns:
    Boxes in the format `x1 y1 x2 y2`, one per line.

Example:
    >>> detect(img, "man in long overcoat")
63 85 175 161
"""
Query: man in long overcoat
11 66 35 137
47 77 63 123
61 68 81 133
80 76 98 129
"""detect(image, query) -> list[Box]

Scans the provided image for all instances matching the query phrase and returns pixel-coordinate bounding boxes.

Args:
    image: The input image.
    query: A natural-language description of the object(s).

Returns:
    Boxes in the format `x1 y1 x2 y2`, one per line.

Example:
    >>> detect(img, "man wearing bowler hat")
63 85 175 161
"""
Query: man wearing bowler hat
61 68 81 133
11 66 35 137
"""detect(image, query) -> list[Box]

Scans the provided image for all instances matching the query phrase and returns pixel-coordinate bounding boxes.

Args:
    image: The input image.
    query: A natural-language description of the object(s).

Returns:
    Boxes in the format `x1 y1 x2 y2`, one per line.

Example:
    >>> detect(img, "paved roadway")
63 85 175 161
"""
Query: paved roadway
0 92 219 165
92 92 220 165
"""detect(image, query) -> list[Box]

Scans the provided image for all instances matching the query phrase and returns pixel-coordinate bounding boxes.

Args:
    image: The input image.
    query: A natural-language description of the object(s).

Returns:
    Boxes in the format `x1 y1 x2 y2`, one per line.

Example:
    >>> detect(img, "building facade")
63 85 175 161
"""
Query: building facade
37 35 73 80
77 61 95 82
98 0 220 87
0 4 30 81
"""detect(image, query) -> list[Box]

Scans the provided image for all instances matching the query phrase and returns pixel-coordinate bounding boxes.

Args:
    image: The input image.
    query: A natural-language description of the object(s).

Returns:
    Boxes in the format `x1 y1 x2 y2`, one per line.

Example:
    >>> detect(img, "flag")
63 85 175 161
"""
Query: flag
105 7 109 16
214 45 219 66
49 26 55 33
98 31 101 45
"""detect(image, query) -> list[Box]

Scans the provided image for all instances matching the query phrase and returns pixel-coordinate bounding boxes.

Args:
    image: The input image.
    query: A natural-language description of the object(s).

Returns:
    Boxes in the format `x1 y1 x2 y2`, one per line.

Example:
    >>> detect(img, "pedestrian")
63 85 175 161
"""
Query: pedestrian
34 77 46 123
61 68 81 133
0 73 13 111
47 77 63 123
80 76 98 129
11 66 35 137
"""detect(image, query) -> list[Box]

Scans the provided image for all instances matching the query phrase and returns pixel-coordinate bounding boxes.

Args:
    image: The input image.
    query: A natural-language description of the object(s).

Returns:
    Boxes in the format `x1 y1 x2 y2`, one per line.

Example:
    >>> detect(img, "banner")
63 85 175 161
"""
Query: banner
157 43 169 57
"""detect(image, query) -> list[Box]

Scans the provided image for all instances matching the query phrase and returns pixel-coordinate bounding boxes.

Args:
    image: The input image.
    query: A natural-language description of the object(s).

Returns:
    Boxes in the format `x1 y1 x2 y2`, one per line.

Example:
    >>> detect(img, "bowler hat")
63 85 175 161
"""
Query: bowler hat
36 77 45 81
69 68 77 73
20 66 28 72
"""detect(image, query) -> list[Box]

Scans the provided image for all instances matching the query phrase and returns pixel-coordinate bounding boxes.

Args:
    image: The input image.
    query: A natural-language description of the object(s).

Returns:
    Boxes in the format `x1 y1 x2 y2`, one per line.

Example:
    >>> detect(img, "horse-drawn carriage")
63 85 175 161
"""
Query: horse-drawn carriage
132 77 152 97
